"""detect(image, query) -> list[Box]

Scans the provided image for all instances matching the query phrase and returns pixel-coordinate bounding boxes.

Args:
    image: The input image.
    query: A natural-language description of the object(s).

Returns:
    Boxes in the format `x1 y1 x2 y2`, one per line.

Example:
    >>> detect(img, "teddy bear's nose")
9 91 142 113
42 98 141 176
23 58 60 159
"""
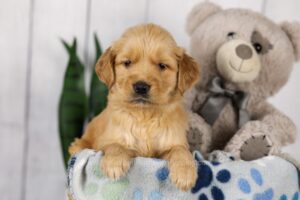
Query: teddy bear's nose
236 44 253 60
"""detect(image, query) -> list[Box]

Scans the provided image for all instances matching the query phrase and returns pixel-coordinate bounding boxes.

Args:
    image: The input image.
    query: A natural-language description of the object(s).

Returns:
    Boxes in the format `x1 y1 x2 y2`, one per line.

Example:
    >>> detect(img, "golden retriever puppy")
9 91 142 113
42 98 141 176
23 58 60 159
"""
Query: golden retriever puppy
69 23 199 191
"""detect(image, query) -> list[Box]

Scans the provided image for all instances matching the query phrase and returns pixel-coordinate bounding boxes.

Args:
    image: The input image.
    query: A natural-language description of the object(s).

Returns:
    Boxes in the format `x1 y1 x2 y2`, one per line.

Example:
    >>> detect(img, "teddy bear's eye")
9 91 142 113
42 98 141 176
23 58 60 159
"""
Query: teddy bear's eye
158 63 167 71
227 32 236 39
123 60 131 68
253 43 263 54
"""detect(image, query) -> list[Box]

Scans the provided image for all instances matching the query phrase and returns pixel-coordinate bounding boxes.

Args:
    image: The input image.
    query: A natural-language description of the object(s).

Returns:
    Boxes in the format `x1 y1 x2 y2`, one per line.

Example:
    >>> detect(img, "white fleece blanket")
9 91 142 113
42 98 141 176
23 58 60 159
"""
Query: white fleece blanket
67 150 299 200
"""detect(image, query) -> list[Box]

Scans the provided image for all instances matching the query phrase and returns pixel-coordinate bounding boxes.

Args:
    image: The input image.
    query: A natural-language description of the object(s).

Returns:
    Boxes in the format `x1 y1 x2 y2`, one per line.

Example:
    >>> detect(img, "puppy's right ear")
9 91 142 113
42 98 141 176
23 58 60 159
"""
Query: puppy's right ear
186 2 222 36
178 52 200 94
95 47 115 88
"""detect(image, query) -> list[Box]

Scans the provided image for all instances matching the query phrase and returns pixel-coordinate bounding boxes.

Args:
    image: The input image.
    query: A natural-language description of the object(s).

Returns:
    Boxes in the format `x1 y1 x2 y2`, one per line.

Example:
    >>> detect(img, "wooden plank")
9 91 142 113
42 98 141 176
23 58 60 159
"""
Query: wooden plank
0 0 31 199
0 124 24 200
24 1 88 200
265 0 300 162
0 0 30 126
147 0 202 48
264 0 300 22
88 0 148 59
85 0 148 87
210 0 264 12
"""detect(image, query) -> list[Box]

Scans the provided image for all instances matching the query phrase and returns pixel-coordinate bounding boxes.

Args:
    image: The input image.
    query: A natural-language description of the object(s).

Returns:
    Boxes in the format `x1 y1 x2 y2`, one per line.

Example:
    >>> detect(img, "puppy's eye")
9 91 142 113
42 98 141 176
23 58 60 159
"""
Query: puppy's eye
253 42 263 54
123 60 131 67
227 32 236 39
158 63 167 70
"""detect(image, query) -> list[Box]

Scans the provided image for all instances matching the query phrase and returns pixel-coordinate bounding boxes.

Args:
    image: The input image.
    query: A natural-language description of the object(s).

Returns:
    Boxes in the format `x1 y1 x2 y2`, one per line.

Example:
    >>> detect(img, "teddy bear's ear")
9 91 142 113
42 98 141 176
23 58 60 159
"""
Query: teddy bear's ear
281 21 300 61
186 2 222 36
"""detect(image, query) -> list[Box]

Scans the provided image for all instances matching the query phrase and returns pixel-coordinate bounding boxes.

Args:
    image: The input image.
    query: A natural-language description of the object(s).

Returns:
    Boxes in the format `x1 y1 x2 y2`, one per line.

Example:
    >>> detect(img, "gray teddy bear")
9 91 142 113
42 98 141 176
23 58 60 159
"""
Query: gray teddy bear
184 2 300 160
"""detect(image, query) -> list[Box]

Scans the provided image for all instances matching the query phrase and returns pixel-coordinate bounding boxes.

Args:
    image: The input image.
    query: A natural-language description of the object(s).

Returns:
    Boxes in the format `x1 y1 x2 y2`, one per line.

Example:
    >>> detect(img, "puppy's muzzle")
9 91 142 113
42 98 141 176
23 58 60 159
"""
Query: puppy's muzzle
133 81 151 96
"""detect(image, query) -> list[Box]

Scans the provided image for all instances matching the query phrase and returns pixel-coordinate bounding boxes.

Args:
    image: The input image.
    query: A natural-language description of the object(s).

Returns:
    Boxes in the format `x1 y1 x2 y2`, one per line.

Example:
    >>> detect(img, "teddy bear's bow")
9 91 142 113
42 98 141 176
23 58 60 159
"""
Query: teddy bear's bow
197 76 250 128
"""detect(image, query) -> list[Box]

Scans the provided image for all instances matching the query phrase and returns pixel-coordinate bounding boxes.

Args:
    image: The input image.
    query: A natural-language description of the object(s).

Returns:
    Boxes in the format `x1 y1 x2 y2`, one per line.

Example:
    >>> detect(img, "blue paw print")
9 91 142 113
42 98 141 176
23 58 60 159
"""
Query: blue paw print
238 168 299 200
191 154 231 200
279 192 299 200
156 167 169 182
238 168 273 200
133 188 163 200
132 167 167 200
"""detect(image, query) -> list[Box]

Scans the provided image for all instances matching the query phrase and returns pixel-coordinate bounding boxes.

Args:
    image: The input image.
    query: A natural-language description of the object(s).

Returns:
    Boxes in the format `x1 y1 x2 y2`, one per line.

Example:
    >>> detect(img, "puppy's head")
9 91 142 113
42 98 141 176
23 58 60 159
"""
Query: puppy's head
96 24 199 107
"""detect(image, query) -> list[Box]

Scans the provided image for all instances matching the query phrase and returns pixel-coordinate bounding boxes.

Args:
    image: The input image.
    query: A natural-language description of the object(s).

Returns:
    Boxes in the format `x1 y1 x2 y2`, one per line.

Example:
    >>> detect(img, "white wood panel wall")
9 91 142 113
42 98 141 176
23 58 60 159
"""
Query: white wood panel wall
0 0 31 199
0 0 299 199
24 1 89 199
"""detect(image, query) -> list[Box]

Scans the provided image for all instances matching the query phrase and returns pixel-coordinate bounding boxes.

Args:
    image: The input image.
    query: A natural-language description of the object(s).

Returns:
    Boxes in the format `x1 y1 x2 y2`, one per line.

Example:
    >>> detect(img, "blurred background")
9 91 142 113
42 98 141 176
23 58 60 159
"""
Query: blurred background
0 0 299 199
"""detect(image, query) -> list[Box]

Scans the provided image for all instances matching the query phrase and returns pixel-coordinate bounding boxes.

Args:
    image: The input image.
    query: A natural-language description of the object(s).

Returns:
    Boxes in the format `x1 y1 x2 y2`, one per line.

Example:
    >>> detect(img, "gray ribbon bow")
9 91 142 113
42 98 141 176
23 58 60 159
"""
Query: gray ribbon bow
197 76 250 128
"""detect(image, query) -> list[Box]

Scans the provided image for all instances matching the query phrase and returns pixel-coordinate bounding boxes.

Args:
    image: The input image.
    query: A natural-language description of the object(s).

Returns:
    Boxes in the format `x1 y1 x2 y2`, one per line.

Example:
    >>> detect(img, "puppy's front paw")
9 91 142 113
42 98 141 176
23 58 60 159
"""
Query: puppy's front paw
101 154 132 180
169 160 197 191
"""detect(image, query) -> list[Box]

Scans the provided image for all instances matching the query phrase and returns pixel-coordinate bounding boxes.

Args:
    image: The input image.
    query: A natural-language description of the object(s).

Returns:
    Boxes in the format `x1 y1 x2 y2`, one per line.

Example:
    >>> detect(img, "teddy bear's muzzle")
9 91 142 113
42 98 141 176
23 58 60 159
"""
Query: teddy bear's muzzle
216 39 261 83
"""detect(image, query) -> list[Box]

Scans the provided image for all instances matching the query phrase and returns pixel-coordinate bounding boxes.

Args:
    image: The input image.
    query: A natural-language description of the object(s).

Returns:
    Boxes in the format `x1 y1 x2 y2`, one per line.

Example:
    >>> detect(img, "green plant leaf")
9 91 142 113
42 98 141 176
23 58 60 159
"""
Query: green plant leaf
88 34 108 121
59 38 87 167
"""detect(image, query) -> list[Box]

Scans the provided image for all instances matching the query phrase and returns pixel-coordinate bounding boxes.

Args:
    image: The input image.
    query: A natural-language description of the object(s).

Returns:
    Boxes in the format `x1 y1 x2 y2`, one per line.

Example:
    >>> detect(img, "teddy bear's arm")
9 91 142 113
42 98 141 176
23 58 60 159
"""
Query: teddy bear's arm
225 101 296 160
186 111 212 157
184 88 213 156
251 101 296 145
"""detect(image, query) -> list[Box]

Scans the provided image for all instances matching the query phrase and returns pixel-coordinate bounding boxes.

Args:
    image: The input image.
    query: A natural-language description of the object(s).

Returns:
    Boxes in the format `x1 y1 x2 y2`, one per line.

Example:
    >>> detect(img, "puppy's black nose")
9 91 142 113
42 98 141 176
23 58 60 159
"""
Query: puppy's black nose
133 81 151 95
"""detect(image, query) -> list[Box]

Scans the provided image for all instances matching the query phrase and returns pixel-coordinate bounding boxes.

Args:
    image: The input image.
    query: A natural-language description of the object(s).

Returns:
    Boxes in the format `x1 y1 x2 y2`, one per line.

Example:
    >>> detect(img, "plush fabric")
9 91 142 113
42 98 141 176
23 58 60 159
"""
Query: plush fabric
184 2 300 160
67 149 299 200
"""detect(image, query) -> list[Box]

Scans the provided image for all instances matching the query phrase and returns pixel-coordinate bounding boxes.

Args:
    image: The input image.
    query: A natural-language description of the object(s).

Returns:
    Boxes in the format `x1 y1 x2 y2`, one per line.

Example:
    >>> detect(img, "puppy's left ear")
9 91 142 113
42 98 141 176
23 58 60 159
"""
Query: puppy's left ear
178 52 200 94
95 47 115 88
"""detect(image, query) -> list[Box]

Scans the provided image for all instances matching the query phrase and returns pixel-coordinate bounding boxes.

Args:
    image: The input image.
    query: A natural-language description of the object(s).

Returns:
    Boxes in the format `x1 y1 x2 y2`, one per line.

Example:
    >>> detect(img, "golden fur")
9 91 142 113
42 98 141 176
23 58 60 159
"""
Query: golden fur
69 24 199 191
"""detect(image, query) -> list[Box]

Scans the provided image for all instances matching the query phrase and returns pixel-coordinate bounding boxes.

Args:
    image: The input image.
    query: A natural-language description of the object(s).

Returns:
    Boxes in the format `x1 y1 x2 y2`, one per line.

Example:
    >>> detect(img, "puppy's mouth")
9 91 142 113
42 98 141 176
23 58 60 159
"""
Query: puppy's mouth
130 95 151 104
